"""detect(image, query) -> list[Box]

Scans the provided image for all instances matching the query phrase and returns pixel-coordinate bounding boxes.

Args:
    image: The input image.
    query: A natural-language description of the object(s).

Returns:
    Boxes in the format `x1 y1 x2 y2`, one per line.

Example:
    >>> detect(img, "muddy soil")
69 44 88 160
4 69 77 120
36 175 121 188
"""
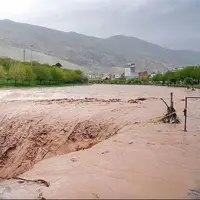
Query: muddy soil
0 98 126 179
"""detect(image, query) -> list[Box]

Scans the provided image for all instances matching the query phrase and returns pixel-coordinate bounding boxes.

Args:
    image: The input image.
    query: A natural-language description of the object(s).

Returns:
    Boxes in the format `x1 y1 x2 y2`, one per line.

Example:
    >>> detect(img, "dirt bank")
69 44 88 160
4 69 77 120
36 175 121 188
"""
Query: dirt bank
0 98 128 179
0 85 200 199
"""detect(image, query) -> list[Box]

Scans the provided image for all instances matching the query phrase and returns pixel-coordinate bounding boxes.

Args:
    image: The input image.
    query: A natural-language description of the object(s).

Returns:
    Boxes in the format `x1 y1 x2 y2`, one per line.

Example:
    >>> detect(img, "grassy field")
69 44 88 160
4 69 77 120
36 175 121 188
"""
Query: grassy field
0 79 89 88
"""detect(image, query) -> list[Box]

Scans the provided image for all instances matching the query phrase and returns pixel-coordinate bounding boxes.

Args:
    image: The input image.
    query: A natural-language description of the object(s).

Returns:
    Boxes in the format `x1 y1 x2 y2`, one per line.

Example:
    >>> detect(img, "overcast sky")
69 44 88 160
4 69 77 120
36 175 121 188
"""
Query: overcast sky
0 0 199 51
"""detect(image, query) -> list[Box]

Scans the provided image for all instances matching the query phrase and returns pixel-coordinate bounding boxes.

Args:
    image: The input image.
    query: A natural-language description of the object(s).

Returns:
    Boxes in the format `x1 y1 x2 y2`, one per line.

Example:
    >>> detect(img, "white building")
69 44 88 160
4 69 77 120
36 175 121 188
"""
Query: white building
114 74 121 78
125 65 137 78
149 72 157 78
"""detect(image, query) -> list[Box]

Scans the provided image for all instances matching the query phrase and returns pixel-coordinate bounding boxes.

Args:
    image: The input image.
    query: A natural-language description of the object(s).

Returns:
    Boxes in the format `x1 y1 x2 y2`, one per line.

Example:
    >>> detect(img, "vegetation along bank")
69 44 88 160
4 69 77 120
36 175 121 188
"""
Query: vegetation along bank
89 66 200 89
0 57 88 87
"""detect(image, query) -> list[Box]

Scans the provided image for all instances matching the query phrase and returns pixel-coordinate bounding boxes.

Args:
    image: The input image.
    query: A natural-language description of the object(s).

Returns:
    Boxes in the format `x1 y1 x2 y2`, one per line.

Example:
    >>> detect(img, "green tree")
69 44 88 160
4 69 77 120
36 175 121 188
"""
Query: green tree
184 77 194 87
22 65 36 85
32 65 51 84
63 69 73 83
192 66 200 84
0 57 85 86
0 66 6 81
141 77 149 84
152 73 163 82
180 66 194 80
163 71 177 86
73 73 82 82
8 64 26 85
74 69 83 76
0 57 14 71
50 67 63 83
63 69 84 83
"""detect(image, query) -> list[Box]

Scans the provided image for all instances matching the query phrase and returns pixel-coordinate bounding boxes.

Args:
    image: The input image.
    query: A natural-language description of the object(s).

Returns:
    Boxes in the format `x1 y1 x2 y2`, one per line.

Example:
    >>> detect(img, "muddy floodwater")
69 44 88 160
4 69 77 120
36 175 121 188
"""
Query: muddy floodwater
0 84 200 199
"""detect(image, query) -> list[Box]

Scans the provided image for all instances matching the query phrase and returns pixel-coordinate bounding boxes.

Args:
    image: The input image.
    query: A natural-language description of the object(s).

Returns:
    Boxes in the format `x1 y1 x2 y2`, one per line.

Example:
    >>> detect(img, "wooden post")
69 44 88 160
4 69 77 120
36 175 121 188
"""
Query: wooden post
170 92 173 108
184 97 187 132
183 97 200 132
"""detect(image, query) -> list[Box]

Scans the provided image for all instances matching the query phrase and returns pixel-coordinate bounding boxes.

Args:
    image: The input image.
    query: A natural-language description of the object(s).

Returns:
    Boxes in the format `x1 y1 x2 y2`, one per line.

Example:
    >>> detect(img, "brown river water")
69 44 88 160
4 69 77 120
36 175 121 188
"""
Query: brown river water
0 84 200 199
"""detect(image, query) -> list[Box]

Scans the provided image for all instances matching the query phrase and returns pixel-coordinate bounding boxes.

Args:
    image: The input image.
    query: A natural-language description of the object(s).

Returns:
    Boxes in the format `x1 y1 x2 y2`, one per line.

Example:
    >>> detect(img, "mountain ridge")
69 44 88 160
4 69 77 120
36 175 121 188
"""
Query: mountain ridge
0 19 200 73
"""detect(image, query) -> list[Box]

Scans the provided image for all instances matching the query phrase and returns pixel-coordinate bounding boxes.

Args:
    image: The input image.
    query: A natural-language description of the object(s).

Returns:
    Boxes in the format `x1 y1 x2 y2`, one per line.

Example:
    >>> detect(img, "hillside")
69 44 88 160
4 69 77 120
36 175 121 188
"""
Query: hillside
0 19 200 73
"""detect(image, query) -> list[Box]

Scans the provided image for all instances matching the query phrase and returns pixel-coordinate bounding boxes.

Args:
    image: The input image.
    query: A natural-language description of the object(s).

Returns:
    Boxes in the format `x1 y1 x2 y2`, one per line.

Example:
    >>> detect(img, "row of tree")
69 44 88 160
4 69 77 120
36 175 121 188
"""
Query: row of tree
152 66 200 86
89 77 150 85
0 57 87 86
89 66 200 88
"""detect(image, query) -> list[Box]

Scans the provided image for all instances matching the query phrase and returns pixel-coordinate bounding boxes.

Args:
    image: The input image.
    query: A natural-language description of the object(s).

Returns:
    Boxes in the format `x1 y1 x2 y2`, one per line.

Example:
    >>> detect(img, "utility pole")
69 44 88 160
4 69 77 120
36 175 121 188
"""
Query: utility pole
30 45 33 67
23 49 26 62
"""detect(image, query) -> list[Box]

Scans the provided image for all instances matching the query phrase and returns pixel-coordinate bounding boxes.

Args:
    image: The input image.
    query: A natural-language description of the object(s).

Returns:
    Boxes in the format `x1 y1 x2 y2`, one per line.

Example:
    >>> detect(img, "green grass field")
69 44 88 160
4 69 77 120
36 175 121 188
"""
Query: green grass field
0 79 89 88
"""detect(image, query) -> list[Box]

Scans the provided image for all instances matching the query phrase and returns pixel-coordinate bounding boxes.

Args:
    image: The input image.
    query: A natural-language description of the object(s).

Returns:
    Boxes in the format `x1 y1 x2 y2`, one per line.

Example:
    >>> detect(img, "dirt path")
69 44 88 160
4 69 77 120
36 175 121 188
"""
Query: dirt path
0 85 200 199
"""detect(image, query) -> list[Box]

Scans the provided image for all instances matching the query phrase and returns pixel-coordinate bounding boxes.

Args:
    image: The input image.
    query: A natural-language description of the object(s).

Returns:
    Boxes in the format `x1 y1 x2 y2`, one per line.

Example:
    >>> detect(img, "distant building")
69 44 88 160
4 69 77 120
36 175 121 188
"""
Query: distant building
120 73 125 78
149 72 156 78
176 67 184 71
114 74 121 79
53 62 62 68
124 63 137 78
171 66 184 72
102 73 112 79
138 71 148 79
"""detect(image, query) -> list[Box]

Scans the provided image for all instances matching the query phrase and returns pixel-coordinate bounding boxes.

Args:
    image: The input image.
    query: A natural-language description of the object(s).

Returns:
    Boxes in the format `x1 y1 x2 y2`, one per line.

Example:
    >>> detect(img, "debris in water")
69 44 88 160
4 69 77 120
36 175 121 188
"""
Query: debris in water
160 93 180 124
136 97 147 101
101 150 109 155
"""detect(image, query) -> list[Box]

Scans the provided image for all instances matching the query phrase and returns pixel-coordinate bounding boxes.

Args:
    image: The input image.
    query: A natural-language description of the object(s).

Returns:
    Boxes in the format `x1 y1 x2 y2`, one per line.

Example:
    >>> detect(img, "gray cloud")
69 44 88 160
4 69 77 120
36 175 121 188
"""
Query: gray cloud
5 0 200 51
